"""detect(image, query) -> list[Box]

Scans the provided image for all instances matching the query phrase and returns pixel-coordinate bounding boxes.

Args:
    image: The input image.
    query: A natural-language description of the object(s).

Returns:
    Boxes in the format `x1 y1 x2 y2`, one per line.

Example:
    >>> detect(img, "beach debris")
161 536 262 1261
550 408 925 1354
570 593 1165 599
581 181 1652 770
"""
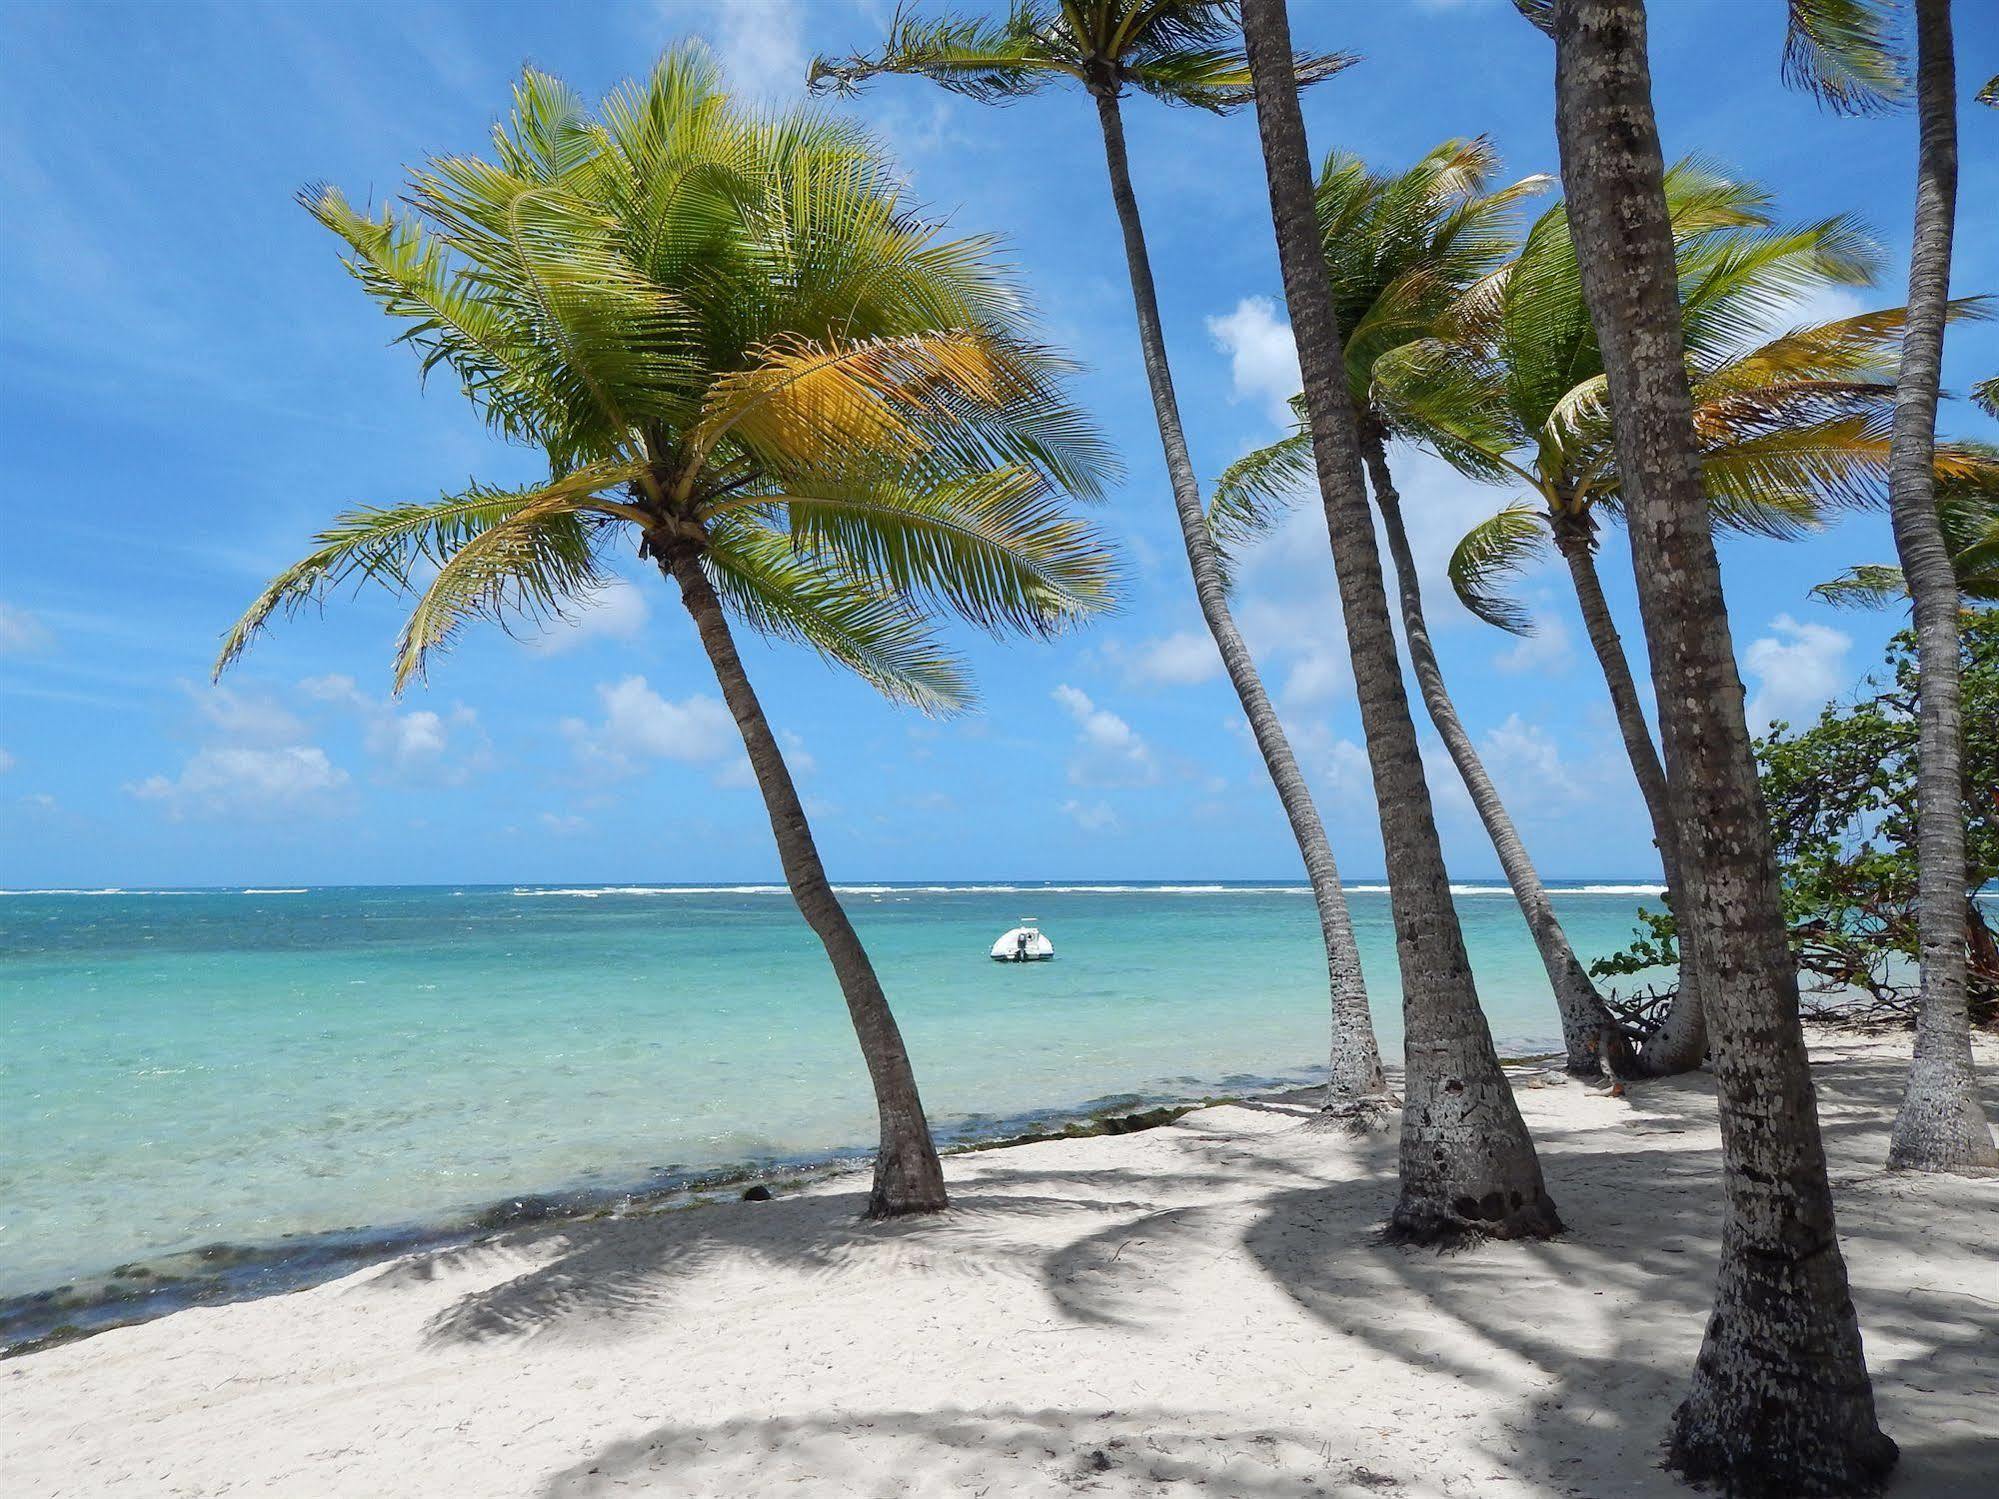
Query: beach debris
741 1184 773 1202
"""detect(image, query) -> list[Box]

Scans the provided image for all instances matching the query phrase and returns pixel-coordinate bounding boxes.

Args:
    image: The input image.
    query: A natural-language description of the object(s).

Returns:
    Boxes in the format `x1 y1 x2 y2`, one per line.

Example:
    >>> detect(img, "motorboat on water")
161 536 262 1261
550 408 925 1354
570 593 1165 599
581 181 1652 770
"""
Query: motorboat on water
990 918 1054 963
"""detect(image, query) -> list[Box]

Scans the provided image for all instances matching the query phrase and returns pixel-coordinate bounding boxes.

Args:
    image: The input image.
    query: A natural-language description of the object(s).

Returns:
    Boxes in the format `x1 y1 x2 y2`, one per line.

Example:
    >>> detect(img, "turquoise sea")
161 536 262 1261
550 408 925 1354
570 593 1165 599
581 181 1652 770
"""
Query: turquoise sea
0 881 1667 1339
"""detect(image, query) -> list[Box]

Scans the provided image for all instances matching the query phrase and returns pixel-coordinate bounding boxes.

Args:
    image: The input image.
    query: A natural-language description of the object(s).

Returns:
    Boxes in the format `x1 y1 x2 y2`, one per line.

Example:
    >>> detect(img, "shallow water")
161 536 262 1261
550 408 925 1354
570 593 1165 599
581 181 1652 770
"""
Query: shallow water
0 881 1668 1308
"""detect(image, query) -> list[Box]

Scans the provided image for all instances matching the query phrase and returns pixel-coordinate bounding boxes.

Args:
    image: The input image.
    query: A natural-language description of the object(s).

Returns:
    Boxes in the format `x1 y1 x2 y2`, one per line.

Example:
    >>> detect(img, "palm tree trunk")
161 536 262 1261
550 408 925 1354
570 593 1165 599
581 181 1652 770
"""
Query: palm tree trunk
666 547 948 1218
1885 0 1998 1173
1550 1 1895 1490
1554 525 1708 1075
1362 430 1627 1077
1089 83 1385 1109
1243 0 1559 1243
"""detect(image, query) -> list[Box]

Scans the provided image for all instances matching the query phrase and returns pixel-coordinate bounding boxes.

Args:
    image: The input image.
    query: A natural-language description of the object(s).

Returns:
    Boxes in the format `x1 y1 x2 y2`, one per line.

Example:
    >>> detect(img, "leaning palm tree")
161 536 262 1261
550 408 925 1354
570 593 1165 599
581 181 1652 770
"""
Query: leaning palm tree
1786 0 1997 1173
215 53 1117 1219
1382 164 1960 1073
1539 0 1894 1489
1239 0 1560 1243
1209 139 1636 1079
809 1 1387 1110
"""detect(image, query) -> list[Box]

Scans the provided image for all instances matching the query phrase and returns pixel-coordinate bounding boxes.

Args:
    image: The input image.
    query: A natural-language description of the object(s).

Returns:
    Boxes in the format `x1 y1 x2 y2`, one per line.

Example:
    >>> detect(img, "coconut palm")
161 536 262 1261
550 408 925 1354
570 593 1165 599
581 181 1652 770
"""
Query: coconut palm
1784 0 1999 1172
1208 139 1637 1079
1382 163 1944 1073
1541 0 1894 1489
1238 0 1561 1242
809 2 1387 1114
214 53 1117 1219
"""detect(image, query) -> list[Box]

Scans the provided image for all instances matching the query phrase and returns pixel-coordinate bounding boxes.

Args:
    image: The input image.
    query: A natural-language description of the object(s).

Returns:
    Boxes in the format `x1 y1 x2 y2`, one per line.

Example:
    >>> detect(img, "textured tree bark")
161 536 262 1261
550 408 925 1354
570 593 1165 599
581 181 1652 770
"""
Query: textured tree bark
1555 526 1708 1075
1092 86 1386 1109
1550 1 1895 1490
1244 0 1560 1242
1885 0 1998 1173
668 549 949 1218
1364 431 1627 1078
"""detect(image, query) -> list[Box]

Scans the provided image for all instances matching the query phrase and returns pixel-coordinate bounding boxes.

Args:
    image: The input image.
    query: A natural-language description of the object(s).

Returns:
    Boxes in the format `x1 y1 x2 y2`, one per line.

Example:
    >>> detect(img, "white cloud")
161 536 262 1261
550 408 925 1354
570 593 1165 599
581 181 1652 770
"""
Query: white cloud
0 603 51 655
1052 683 1156 786
1111 629 1220 687
672 1 809 102
564 675 740 776
1494 613 1574 676
129 745 348 821
1744 614 1852 729
1207 296 1302 427
190 682 306 744
0 748 13 774
539 811 591 836
1061 798 1118 833
300 674 489 785
526 580 651 656
1480 713 1564 783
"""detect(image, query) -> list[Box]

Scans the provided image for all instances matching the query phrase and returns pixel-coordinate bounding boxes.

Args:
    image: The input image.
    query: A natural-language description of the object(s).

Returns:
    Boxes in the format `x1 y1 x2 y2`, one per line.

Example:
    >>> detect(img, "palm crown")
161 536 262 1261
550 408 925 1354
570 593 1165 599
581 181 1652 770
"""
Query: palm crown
808 0 1350 107
1376 163 1991 632
217 49 1116 707
1206 137 1547 562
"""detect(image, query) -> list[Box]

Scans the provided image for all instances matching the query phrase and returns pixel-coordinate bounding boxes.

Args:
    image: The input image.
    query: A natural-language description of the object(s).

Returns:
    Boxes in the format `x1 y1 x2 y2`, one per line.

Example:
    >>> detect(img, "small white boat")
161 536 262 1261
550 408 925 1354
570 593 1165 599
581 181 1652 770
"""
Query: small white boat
990 918 1054 963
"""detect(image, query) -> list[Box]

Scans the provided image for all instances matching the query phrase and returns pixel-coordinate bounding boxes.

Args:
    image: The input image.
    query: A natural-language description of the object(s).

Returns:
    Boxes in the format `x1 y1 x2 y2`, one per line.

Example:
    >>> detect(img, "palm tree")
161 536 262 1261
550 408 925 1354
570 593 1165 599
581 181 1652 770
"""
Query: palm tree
1239 0 1561 1242
1787 0 1997 1173
1541 0 1894 1489
1788 4 1997 1172
1209 139 1637 1079
1384 164 1948 1074
809 2 1389 1113
215 53 1117 1219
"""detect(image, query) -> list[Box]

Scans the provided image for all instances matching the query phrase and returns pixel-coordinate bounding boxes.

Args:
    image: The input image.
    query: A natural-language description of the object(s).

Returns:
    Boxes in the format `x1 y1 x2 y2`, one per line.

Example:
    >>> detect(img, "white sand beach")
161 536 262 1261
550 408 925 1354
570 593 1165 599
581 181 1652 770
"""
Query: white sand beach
4 1027 1993 1498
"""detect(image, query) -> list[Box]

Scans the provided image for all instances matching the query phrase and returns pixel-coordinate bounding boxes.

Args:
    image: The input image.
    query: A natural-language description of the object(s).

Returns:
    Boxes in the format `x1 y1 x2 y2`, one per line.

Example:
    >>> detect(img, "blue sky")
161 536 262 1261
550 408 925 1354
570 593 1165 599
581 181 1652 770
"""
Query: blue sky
1 0 1994 888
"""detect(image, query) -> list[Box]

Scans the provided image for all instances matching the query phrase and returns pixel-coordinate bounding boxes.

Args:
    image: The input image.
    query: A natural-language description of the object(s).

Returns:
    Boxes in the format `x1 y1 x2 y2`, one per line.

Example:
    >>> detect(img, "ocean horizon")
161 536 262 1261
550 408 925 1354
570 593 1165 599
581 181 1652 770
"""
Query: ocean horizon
1 879 1671 1343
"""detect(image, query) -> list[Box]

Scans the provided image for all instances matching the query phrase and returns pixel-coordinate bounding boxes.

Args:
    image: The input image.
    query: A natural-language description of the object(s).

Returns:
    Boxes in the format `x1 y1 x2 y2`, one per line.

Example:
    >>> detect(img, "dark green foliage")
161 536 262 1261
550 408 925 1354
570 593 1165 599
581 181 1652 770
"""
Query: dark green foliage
1595 613 1999 1025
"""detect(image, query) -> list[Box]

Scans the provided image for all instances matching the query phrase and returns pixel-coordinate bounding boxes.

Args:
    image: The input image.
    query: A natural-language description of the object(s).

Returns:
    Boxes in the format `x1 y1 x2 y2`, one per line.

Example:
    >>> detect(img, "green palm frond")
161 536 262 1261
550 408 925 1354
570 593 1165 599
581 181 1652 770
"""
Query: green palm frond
1781 0 1907 115
1207 427 1314 577
393 497 612 689
1973 375 1998 419
1448 504 1550 635
703 521 973 712
811 1 1351 114
1812 564 1912 608
736 463 1116 637
1980 75 1998 108
810 4 1078 103
215 464 648 680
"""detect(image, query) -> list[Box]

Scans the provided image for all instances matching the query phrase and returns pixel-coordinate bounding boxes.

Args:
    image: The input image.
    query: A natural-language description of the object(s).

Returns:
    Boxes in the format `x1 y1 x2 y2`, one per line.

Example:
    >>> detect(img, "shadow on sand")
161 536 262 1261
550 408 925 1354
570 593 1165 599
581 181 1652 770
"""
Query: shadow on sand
396 1048 1994 1496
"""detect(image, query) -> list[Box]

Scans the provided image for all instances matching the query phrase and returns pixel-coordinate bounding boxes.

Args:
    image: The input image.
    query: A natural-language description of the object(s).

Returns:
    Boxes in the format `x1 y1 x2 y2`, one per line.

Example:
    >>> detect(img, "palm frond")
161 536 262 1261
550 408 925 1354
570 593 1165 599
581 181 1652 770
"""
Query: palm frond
1782 0 1906 115
808 4 1076 103
1973 375 1998 420
1208 427 1314 577
704 520 973 712
393 497 612 689
1449 504 1550 634
215 462 645 679
735 463 1116 636
1812 564 1910 608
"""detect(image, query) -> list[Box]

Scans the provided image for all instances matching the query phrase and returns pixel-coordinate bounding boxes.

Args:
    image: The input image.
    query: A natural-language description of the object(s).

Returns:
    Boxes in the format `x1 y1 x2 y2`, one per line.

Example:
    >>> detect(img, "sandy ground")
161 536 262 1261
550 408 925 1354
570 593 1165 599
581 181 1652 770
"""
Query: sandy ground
3 1028 1994 1498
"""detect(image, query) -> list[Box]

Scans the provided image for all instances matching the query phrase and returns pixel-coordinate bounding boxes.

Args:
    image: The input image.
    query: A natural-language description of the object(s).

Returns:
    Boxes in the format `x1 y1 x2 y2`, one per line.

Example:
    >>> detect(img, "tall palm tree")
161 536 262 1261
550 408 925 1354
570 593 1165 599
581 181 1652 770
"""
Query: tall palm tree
1541 0 1895 1489
1240 0 1561 1242
810 2 1389 1113
1209 139 1637 1079
215 53 1117 1219
1384 165 1963 1074
1786 0 1997 1172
